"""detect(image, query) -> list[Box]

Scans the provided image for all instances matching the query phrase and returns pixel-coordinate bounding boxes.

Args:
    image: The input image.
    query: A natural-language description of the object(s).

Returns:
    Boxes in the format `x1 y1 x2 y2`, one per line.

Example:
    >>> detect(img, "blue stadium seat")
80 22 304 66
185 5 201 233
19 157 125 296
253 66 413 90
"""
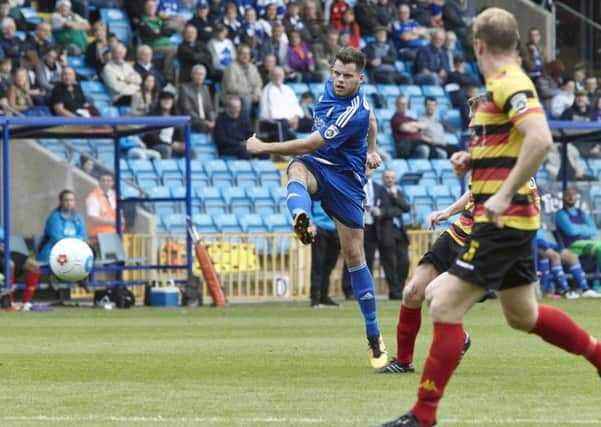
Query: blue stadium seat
362 83 377 96
214 214 241 233
377 108 395 122
271 186 287 203
587 159 601 175
394 60 405 74
121 182 140 198
100 7 128 21
222 186 252 215
387 159 408 181
205 159 232 187
403 185 431 204
399 85 423 97
155 159 181 180
443 109 462 130
163 213 186 233
429 185 451 198
407 158 433 173
240 214 267 233
414 203 434 225
444 132 460 146
129 159 157 179
246 186 274 213
228 159 257 185
289 82 310 95
190 171 209 188
265 213 290 232
434 196 455 210
197 186 226 214
148 186 170 199
376 84 401 97
192 213 218 233
99 105 120 117
191 132 210 145
409 96 426 111
430 158 453 176
421 85 446 97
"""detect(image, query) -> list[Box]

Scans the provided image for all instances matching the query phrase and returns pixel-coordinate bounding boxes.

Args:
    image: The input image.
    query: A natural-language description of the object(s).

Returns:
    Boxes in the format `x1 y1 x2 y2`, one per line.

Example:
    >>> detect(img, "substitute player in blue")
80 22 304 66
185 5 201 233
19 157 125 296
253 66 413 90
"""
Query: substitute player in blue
246 47 388 368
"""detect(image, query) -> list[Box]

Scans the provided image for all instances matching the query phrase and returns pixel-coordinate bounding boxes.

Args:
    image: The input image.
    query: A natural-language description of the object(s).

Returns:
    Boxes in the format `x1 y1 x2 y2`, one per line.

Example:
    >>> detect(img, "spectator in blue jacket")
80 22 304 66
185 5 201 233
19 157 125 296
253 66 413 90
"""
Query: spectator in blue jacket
310 201 340 307
413 28 448 85
555 187 601 297
37 189 87 263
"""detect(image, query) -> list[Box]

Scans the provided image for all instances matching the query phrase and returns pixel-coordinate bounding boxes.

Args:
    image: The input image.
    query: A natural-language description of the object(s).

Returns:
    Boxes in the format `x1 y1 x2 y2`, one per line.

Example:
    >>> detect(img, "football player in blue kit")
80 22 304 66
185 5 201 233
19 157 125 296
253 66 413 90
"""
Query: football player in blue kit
246 47 388 368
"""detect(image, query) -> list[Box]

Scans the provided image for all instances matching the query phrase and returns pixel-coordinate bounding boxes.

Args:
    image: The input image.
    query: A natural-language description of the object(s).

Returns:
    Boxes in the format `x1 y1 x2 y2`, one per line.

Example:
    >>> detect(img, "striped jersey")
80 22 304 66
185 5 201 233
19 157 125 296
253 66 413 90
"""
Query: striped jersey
311 78 370 180
446 194 474 246
469 63 544 230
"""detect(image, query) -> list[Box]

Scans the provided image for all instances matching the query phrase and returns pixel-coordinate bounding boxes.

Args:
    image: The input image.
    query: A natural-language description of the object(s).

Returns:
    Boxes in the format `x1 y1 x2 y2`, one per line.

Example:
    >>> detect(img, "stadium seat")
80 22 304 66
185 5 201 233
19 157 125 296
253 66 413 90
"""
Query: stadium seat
445 132 460 146
129 159 158 179
148 186 170 199
387 159 408 181
247 186 276 215
163 213 187 233
399 85 423 97
155 159 181 181
192 213 218 233
376 84 401 97
434 195 455 210
362 83 377 96
265 213 290 232
443 109 463 130
429 185 451 198
407 158 433 173
228 159 257 185
191 132 210 145
205 159 233 188
430 158 453 175
197 186 226 214
214 214 241 233
121 182 140 198
421 85 446 97
222 186 252 215
409 96 426 111
288 82 310 95
403 185 432 204
240 214 268 233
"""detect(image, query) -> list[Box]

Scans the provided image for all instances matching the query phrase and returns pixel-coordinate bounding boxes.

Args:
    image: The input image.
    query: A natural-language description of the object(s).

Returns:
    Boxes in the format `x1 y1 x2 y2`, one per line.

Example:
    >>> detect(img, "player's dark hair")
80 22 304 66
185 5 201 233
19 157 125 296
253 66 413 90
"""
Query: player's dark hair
335 47 366 72
58 189 74 204
474 8 519 54
424 96 437 105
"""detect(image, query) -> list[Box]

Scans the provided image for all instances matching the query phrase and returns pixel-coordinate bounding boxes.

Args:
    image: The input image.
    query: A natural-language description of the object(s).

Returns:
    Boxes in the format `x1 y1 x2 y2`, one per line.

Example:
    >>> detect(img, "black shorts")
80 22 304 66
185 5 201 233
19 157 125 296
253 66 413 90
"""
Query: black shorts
418 231 462 274
447 223 537 290
0 249 28 277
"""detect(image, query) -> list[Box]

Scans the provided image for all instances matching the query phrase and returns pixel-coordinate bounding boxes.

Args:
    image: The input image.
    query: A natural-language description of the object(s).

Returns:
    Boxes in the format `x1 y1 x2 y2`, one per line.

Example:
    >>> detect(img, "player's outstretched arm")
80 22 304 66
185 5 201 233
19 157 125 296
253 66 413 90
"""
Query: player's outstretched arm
427 190 470 229
245 131 326 156
484 117 552 226
366 109 382 169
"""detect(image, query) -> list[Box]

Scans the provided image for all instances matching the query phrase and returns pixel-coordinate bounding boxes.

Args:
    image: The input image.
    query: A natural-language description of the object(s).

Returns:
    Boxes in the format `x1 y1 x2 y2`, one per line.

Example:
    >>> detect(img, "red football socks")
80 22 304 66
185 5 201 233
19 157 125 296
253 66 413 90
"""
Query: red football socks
396 305 422 364
22 271 39 304
530 304 601 373
412 322 464 427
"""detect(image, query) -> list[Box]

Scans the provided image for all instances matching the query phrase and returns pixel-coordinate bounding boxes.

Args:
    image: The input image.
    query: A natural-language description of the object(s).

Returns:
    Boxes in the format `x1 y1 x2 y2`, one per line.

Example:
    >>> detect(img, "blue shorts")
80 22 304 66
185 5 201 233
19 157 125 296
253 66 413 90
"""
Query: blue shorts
292 155 366 229
536 238 559 252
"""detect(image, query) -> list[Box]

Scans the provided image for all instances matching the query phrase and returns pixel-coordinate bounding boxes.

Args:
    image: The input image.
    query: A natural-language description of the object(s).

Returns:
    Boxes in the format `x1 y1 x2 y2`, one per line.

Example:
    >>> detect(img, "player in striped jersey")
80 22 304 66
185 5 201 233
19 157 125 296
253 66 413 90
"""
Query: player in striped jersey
376 191 473 374
374 8 601 427
246 47 389 369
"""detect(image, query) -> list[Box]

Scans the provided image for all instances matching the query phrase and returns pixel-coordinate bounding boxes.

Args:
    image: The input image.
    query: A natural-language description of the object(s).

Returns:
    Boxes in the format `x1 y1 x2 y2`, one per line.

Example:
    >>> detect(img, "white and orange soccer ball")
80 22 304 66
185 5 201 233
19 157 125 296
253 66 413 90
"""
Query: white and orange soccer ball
49 238 94 282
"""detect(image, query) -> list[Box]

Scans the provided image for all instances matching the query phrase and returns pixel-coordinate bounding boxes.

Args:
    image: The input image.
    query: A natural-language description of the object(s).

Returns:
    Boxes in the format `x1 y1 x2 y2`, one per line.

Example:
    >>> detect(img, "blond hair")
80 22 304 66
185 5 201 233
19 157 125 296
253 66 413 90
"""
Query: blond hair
473 8 519 54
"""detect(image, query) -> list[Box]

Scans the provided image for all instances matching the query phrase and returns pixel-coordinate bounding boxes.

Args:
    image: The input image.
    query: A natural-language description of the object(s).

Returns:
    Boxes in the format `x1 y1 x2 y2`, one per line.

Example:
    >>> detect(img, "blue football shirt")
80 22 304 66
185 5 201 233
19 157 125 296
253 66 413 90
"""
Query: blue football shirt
311 78 370 182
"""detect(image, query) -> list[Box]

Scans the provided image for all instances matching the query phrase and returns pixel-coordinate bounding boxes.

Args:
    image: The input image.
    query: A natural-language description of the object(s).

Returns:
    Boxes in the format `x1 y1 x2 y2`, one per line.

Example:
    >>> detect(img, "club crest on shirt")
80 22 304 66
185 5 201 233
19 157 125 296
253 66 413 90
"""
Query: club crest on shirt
324 124 340 139
314 116 325 129
510 92 528 113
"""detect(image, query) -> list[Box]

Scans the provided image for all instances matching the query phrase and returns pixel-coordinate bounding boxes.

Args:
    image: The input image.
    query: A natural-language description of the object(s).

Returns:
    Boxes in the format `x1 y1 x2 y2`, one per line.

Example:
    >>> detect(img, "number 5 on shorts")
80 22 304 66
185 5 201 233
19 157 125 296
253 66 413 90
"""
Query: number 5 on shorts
462 240 480 262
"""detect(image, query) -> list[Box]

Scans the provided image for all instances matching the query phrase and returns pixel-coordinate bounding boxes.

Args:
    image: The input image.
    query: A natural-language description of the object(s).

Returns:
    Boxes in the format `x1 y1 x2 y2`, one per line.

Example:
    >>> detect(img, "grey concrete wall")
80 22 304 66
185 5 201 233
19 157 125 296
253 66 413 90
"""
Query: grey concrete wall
472 0 555 60
1 139 154 236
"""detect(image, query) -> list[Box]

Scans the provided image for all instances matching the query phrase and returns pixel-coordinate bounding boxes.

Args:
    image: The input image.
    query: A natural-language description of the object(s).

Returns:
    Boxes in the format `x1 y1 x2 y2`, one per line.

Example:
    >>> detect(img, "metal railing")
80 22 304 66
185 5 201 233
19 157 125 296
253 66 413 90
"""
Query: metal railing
72 230 439 303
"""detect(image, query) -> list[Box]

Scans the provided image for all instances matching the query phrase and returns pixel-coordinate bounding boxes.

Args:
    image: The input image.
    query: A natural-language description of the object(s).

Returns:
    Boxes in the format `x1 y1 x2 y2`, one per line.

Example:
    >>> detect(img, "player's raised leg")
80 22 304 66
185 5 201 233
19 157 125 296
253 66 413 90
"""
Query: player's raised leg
497 284 601 377
335 218 387 368
286 161 318 244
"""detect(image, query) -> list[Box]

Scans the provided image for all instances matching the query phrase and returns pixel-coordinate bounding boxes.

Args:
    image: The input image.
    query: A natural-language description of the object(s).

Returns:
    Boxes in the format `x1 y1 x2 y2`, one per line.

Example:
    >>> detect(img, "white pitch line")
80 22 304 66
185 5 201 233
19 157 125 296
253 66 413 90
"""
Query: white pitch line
1 416 600 425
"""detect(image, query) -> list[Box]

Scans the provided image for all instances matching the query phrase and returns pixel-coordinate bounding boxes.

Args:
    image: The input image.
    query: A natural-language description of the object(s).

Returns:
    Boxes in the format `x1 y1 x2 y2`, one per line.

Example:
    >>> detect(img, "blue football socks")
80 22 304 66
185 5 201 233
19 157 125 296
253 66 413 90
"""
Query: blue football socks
539 258 552 293
570 263 589 291
286 179 312 218
348 263 380 338
551 264 570 292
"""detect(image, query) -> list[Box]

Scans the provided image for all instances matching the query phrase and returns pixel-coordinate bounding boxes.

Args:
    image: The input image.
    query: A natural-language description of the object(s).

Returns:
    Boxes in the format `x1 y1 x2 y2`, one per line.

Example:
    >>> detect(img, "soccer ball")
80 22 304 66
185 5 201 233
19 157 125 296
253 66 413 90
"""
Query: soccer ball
49 238 94 282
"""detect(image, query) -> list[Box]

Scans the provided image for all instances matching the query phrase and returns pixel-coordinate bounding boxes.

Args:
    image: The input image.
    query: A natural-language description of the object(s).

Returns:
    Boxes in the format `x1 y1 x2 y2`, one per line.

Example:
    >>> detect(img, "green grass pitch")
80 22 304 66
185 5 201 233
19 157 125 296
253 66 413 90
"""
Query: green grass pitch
1 299 600 426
